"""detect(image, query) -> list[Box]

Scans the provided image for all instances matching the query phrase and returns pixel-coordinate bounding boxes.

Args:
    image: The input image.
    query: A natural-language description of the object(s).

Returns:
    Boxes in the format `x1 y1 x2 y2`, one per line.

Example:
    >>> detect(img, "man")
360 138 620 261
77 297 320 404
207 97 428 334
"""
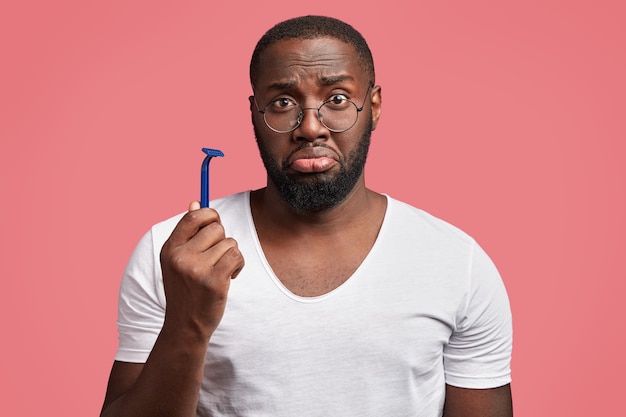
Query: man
101 15 513 417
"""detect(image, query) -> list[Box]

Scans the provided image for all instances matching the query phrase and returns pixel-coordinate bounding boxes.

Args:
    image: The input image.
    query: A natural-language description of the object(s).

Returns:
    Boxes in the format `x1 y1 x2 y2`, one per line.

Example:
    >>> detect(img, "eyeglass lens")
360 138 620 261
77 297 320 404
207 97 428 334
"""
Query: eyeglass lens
264 99 359 133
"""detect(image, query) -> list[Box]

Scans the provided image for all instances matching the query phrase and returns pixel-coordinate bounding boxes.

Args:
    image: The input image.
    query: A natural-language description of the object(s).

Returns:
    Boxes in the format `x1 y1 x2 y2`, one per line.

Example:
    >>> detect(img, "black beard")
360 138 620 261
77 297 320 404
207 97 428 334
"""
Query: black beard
254 122 372 214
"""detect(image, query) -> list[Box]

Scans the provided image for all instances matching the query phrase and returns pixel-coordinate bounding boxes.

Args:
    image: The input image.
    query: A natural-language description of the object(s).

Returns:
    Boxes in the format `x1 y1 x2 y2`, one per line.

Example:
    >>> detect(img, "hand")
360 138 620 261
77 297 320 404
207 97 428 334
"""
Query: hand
160 201 245 341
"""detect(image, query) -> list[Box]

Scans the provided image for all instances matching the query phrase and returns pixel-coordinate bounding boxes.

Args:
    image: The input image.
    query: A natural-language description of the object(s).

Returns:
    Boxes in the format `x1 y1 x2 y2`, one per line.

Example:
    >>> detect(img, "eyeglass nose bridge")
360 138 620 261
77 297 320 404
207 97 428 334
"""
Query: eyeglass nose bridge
295 106 325 129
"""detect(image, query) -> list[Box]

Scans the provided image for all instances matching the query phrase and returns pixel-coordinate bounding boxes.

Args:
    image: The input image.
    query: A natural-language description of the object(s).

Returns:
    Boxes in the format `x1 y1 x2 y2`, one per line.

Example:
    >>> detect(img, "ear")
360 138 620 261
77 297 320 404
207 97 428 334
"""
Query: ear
370 85 382 131
249 95 256 113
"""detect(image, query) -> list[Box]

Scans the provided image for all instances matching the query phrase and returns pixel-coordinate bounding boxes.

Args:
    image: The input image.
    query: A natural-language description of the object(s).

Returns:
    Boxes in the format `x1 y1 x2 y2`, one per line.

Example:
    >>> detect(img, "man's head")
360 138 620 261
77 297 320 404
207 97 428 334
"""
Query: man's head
250 15 375 89
249 16 381 214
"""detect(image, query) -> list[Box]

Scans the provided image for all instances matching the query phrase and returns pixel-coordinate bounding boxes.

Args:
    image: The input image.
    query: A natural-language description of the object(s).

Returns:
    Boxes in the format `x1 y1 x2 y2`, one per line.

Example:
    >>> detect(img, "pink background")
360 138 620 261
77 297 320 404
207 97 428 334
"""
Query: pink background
1 1 624 415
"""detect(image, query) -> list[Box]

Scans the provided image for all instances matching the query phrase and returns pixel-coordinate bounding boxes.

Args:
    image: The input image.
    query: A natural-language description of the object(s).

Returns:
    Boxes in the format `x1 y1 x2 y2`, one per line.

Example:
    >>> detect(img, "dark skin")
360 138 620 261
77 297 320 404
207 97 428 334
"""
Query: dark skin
444 385 513 417
101 205 244 417
100 37 512 416
249 38 386 298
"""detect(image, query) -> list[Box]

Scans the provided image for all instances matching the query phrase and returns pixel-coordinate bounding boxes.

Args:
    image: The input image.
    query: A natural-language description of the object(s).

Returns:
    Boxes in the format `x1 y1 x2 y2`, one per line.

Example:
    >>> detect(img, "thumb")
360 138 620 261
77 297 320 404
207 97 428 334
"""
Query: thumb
188 201 201 212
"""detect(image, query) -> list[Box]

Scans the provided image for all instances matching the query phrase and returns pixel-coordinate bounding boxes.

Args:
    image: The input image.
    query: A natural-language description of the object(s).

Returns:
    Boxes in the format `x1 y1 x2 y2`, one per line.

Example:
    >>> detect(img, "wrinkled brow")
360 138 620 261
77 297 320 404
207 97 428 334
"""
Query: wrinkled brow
262 74 356 92
318 74 355 86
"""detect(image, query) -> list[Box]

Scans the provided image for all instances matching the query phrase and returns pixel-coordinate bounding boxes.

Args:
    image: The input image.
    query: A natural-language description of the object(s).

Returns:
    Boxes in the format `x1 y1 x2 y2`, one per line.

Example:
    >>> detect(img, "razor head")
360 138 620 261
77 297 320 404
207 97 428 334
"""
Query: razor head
202 148 224 158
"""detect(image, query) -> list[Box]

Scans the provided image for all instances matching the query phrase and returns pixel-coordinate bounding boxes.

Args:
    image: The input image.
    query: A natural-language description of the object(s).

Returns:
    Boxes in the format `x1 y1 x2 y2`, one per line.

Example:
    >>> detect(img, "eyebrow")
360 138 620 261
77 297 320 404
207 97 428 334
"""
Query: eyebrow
264 74 356 92
266 81 297 91
318 74 355 86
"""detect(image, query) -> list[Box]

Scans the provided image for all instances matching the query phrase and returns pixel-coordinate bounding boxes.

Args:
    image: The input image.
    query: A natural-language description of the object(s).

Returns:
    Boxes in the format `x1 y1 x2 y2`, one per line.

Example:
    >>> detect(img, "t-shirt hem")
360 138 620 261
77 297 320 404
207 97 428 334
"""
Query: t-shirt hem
445 374 512 389
114 349 150 364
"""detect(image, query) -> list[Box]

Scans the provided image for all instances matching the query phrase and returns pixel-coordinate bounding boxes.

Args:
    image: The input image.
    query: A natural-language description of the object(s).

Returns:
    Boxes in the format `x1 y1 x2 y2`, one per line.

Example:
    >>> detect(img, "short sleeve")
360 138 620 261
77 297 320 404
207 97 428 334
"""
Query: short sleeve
115 229 167 363
443 241 513 388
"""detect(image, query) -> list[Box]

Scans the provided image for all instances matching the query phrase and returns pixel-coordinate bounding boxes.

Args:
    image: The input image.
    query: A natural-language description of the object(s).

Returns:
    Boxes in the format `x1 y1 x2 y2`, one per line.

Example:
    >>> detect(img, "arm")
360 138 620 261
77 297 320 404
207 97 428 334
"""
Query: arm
443 242 513 417
443 384 512 417
99 328 208 417
100 202 245 417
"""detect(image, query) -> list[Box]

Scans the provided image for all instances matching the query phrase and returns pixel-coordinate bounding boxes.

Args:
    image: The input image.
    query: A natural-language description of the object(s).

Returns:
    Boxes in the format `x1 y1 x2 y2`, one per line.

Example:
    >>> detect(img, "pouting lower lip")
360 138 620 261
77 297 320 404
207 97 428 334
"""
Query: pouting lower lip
286 144 339 166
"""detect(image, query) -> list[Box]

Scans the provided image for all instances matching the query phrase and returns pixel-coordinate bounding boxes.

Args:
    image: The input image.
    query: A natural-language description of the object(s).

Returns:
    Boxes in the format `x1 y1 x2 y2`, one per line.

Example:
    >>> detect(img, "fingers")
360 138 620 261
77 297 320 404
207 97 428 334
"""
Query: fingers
162 202 244 281
211 241 245 280
195 236 241 277
188 201 201 212
158 202 245 338
167 206 221 247
184 221 225 254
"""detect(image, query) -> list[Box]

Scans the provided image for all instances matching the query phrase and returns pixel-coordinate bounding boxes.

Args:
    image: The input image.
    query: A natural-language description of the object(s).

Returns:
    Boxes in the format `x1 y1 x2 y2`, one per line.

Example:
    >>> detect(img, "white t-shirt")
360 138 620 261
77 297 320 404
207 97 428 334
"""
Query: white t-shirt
116 191 512 417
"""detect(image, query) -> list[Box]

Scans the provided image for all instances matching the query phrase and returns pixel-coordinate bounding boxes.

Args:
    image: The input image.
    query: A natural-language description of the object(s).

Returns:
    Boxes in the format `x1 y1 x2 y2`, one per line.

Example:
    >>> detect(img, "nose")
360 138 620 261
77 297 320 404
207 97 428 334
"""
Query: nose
292 107 329 142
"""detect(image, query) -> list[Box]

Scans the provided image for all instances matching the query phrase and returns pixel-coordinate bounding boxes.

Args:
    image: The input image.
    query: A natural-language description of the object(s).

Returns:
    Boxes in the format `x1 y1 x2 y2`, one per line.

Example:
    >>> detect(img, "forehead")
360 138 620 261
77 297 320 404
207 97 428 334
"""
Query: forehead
254 37 365 90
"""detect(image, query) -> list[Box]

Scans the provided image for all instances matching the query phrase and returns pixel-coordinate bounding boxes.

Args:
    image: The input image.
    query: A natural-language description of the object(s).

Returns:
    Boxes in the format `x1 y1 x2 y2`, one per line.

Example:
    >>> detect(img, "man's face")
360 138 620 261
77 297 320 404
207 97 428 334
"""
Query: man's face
250 37 381 213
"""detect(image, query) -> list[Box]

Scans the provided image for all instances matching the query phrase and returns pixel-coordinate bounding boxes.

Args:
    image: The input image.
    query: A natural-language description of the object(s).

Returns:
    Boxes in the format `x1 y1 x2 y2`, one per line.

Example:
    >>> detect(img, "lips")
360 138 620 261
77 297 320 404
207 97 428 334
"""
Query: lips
286 145 340 173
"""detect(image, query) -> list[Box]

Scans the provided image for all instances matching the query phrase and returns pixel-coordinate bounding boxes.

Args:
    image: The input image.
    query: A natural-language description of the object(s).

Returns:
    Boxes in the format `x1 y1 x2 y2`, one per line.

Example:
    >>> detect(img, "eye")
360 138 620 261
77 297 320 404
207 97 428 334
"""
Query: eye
269 97 297 112
324 94 351 110
329 94 348 105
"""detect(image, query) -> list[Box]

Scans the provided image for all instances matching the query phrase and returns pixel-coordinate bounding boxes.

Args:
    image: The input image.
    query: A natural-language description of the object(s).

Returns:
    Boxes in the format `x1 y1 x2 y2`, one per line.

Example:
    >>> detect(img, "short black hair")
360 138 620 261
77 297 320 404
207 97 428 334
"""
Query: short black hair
250 15 375 87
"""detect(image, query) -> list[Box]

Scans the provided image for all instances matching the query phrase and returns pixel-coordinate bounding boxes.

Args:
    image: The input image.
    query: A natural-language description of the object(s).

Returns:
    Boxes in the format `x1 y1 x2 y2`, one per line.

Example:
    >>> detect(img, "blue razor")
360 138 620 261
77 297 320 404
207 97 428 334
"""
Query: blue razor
200 148 224 208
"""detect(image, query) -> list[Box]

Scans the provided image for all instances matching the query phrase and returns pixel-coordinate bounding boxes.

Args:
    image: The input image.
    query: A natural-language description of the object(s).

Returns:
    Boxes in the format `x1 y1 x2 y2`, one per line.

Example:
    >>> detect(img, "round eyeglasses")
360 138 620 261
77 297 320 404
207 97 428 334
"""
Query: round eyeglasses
253 85 372 133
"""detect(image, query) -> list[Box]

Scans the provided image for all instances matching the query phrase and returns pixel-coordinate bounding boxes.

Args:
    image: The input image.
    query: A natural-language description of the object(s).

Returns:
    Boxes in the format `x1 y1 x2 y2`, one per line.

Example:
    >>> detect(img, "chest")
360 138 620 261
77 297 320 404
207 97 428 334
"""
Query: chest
264 242 369 297
203 269 457 416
